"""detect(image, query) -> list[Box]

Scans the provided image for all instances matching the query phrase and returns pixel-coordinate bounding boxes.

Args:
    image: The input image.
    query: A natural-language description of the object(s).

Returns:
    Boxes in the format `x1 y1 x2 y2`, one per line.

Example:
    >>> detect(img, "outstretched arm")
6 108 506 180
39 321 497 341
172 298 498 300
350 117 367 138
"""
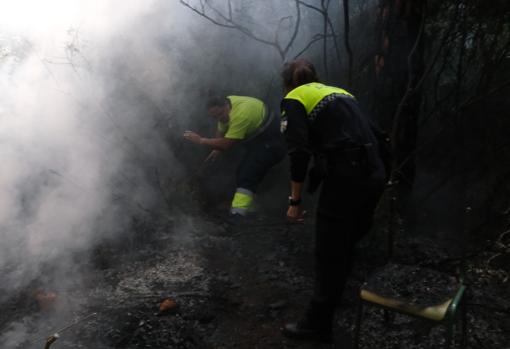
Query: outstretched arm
183 130 237 151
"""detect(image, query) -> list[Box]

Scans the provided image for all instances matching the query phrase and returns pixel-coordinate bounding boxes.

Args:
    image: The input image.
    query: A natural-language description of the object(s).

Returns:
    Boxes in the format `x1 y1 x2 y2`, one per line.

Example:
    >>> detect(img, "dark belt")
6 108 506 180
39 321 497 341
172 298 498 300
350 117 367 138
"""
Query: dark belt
308 145 372 193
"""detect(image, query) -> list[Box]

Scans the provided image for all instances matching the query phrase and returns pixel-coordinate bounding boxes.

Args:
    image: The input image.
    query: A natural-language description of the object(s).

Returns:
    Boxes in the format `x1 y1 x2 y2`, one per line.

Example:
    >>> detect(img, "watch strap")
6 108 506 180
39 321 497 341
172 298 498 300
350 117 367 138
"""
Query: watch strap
288 196 301 206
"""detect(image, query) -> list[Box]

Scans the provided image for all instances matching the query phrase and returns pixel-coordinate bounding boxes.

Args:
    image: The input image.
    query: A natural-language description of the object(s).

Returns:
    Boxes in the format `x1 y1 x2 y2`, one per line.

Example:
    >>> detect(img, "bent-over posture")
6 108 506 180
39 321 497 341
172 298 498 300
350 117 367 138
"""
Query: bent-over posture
280 59 386 341
184 95 285 219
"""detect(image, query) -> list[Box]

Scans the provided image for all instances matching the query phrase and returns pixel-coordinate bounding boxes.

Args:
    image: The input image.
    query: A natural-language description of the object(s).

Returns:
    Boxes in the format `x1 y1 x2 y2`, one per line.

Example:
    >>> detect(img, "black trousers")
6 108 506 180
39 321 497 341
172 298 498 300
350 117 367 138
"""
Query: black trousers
310 164 385 317
236 140 285 192
236 120 286 193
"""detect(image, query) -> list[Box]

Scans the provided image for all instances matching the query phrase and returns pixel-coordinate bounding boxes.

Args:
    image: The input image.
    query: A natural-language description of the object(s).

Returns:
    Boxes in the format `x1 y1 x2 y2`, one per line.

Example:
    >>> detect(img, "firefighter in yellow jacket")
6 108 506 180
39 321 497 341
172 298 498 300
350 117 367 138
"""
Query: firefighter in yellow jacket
183 95 285 221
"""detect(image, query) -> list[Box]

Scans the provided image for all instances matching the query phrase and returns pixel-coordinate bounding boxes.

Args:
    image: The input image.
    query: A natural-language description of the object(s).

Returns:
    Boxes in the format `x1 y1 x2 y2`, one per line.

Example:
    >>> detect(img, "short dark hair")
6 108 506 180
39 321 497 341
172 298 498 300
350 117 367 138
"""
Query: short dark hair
281 59 319 90
206 95 229 109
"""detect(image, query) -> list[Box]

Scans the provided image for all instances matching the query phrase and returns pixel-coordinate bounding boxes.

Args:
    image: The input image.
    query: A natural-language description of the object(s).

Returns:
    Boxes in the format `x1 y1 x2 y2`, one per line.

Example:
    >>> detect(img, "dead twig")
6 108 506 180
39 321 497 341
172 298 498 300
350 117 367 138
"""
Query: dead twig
32 313 98 348
297 0 342 73
293 34 335 60
180 0 301 60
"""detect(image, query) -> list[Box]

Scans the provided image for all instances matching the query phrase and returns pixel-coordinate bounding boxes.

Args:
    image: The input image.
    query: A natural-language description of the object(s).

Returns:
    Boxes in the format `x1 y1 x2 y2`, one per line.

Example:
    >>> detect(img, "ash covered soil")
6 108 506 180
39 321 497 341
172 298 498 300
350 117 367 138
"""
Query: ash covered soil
1 211 509 349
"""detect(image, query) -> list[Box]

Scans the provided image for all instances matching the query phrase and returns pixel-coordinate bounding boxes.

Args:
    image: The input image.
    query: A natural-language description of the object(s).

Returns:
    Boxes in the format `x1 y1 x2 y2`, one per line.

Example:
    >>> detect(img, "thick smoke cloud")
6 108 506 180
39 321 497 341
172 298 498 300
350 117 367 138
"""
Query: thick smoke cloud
0 1 201 346
0 0 170 298
0 0 310 346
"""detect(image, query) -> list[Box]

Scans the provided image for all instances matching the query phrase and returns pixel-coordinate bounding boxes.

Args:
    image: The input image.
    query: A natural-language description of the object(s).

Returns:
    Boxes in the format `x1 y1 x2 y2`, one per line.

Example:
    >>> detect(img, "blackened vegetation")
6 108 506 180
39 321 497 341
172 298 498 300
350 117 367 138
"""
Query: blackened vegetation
173 1 510 347
1 211 508 348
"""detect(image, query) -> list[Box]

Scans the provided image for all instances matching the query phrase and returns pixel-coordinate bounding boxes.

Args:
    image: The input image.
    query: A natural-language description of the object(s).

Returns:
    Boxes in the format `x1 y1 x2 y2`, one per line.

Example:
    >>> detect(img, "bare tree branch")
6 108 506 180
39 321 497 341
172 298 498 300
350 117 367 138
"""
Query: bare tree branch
179 0 237 30
227 0 233 20
196 1 278 47
293 34 335 60
276 16 293 40
298 0 342 70
283 0 302 58
180 0 302 61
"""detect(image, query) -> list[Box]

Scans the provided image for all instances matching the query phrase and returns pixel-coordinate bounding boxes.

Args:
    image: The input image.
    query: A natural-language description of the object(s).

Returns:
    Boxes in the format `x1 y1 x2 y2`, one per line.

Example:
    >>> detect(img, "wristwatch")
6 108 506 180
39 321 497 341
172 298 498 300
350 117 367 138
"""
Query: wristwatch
288 196 302 206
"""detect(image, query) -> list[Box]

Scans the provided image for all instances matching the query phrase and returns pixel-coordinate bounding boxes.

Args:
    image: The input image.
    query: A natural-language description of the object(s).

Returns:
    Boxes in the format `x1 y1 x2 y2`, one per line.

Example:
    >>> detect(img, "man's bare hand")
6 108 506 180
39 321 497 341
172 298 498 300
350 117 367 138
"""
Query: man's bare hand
205 150 221 162
286 205 306 223
183 130 203 144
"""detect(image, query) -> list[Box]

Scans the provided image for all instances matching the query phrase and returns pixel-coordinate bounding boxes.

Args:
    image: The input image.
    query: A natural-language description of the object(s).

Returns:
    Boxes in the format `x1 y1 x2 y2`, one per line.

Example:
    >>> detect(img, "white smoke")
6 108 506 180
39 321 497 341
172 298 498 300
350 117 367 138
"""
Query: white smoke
0 0 185 296
0 0 330 346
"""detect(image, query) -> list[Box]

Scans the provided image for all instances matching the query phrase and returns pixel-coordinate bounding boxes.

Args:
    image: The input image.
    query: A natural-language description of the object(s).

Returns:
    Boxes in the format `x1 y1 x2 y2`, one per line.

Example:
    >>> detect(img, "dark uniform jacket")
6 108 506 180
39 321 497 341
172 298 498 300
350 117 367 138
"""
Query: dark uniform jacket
280 82 385 186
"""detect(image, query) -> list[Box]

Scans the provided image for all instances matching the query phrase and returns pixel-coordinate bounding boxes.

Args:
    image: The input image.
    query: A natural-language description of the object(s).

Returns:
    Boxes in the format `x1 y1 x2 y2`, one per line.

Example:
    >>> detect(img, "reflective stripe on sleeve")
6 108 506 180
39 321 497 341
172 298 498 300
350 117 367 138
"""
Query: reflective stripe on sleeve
230 188 254 216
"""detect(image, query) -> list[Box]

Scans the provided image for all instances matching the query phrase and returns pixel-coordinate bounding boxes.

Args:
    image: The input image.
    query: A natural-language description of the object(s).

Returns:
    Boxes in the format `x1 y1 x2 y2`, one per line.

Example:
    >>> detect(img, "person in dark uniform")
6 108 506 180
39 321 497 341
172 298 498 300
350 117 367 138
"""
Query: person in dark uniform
184 95 285 220
280 59 386 341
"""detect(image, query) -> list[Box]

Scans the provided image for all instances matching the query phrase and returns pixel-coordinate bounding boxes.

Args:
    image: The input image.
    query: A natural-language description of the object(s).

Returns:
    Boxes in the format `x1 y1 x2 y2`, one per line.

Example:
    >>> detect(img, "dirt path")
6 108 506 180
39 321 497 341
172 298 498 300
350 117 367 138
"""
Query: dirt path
1 212 508 348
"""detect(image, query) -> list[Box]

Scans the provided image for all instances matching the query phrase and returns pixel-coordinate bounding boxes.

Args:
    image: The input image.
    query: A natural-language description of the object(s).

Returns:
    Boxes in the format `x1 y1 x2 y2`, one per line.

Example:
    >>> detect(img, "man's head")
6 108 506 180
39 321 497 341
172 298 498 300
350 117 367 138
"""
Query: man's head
207 95 231 123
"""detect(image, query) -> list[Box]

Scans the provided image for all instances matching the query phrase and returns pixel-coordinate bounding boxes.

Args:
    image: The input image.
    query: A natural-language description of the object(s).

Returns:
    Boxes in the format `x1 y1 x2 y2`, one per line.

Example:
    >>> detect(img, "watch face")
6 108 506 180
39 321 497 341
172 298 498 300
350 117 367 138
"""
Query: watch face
280 119 288 133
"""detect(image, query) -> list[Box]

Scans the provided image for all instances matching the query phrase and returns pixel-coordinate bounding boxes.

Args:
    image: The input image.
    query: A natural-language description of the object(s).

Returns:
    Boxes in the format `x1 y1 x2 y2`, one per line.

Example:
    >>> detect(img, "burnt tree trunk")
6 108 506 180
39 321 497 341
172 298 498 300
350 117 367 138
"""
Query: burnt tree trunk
374 0 425 192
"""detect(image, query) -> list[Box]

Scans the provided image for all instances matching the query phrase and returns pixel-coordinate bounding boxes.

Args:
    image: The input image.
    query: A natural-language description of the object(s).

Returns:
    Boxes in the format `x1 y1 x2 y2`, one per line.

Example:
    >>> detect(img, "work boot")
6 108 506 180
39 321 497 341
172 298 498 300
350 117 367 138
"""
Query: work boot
225 212 247 226
282 303 334 343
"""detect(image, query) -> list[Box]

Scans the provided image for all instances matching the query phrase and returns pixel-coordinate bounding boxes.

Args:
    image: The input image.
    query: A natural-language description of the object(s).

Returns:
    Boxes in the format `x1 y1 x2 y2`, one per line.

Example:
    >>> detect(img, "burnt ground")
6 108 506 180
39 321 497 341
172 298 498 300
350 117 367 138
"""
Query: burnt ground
1 205 509 349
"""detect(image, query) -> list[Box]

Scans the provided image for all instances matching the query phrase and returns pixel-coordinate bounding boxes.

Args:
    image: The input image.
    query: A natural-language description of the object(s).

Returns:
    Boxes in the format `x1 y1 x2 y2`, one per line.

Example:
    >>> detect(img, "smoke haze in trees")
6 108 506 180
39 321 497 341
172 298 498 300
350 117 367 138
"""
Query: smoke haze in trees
0 0 318 347
0 0 298 295
0 1 310 344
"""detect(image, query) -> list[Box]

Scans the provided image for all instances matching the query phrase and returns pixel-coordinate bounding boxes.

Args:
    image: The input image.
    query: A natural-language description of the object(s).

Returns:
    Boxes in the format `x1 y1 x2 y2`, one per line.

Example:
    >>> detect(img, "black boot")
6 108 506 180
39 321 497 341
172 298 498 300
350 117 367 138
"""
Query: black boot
282 302 334 343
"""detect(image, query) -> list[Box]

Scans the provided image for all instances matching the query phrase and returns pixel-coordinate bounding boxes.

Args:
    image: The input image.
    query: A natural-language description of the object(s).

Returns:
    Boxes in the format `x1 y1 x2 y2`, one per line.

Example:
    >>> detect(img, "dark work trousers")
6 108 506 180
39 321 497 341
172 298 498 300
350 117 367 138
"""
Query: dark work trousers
310 163 385 325
236 121 286 193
